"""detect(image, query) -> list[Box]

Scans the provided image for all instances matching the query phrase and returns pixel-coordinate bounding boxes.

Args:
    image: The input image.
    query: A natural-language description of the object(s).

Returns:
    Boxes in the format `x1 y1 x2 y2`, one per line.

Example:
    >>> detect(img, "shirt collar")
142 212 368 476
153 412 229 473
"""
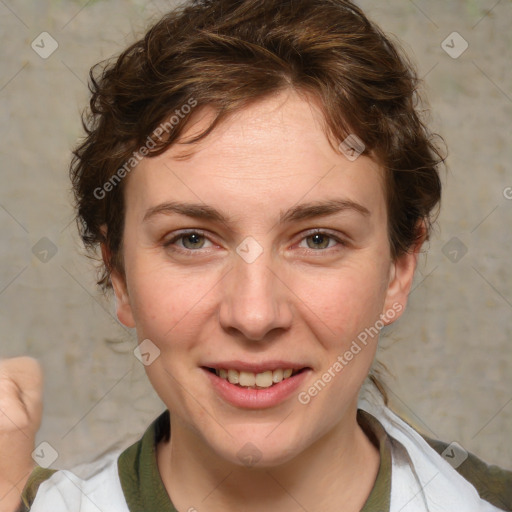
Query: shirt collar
118 408 392 511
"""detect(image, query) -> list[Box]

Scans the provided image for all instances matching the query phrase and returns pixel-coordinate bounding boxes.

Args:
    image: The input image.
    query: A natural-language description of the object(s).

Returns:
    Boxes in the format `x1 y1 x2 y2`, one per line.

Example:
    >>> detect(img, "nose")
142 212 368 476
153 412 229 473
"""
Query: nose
218 247 293 341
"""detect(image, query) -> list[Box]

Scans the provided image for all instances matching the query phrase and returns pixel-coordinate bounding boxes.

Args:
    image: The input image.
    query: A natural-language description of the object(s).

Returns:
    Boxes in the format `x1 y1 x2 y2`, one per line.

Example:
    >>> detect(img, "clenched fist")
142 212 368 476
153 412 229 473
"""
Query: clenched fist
0 357 43 512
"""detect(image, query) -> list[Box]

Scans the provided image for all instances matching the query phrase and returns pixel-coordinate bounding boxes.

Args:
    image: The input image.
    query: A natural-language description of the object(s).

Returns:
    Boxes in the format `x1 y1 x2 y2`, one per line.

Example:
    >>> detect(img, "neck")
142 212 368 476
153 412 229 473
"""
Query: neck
156 406 380 512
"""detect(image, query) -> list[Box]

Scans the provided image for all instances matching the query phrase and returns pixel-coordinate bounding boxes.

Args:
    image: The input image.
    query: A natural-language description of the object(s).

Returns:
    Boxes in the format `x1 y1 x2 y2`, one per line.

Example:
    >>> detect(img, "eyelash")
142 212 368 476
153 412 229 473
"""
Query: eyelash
162 229 347 256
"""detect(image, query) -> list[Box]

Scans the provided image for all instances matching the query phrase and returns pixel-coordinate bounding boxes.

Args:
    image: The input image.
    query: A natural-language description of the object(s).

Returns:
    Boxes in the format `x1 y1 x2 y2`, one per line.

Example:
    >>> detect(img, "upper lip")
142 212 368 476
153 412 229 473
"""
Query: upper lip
202 360 311 373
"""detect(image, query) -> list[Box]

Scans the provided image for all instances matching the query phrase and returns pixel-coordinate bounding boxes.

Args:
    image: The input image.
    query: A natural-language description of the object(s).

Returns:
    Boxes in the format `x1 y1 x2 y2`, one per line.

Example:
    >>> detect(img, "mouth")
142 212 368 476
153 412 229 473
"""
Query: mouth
201 364 312 409
202 366 308 390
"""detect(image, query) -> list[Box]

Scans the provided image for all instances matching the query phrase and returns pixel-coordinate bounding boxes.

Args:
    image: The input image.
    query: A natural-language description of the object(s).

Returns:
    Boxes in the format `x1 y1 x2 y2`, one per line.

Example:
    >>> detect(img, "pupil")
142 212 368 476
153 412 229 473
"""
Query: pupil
185 233 203 248
309 233 328 249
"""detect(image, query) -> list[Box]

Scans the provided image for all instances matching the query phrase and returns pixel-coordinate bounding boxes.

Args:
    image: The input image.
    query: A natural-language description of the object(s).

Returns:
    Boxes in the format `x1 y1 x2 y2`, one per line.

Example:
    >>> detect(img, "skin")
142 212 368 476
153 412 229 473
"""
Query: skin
0 357 43 512
110 89 422 512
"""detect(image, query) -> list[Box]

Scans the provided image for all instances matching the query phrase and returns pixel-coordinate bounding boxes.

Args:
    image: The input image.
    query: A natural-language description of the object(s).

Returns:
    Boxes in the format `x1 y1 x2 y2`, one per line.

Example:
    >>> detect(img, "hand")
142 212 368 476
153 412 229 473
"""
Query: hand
0 357 43 512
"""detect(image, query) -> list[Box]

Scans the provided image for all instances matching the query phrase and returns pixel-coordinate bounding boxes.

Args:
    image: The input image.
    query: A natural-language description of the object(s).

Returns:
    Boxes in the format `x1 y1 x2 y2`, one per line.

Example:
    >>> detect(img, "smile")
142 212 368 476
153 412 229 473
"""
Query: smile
208 367 303 389
202 366 311 409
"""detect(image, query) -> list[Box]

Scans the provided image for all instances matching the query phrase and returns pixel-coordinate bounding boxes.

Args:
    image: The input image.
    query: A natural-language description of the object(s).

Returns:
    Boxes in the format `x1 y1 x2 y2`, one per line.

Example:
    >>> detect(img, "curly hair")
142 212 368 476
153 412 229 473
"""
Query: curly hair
70 0 445 400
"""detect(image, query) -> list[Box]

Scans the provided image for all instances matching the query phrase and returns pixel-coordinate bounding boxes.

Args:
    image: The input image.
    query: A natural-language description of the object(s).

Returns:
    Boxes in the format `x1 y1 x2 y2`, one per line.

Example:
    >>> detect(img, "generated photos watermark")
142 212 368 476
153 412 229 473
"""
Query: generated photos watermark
93 97 198 200
338 133 366 162
298 302 403 405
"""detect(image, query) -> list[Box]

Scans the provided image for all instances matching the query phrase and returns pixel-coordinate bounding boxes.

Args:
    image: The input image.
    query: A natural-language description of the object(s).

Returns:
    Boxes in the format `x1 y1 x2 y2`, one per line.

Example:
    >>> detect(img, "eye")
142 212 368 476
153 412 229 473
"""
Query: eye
297 230 346 251
163 230 214 252
163 229 346 256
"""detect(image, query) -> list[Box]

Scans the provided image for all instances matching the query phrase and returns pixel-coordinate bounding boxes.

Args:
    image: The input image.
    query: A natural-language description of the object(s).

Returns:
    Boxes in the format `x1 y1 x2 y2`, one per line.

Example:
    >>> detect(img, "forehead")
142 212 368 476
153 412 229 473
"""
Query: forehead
126 90 386 220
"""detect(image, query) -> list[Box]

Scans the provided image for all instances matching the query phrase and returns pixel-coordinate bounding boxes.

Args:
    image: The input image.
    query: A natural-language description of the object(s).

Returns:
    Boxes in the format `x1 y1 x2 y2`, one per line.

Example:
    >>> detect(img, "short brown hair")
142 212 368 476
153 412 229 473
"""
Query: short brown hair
71 0 444 292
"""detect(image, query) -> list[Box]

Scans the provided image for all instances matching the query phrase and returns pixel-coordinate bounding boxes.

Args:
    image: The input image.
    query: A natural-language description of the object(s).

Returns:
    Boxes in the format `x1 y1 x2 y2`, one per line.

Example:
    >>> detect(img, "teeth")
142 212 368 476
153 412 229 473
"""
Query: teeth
227 369 239 384
255 371 273 388
239 371 255 387
214 368 298 388
272 368 283 383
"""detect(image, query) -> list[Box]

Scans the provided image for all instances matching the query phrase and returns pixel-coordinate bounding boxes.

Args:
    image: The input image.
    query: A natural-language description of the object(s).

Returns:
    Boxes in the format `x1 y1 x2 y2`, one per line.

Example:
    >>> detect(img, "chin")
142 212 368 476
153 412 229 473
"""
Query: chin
208 428 306 469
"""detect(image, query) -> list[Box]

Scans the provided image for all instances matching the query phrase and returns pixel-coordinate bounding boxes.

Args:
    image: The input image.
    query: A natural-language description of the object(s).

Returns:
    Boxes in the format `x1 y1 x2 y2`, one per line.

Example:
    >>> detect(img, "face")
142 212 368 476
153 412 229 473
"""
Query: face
110 89 418 467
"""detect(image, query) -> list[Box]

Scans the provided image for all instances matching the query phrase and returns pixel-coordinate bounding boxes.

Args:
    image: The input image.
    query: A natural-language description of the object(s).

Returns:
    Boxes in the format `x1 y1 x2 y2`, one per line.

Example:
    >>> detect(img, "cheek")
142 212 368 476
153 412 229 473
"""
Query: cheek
126 257 221 344
125 260 219 412
297 259 390 345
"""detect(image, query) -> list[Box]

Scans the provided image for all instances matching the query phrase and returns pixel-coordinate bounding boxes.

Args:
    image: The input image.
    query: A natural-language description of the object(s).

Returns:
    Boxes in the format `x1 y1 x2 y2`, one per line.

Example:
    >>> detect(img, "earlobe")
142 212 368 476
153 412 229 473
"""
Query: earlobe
100 241 136 328
381 251 417 324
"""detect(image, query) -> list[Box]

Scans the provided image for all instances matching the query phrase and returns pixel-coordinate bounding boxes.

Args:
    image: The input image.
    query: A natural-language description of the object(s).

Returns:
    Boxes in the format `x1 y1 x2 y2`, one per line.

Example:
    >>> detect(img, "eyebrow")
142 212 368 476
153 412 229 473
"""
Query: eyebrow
143 198 371 225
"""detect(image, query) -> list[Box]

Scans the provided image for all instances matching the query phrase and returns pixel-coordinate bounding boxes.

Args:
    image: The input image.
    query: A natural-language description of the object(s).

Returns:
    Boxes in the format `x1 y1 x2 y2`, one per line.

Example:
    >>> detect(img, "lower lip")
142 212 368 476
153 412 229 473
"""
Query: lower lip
202 368 311 409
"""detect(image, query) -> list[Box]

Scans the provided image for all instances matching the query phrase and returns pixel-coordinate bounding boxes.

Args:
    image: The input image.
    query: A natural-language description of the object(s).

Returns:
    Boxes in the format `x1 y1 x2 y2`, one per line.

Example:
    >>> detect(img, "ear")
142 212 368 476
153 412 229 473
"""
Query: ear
100 229 135 329
381 222 426 325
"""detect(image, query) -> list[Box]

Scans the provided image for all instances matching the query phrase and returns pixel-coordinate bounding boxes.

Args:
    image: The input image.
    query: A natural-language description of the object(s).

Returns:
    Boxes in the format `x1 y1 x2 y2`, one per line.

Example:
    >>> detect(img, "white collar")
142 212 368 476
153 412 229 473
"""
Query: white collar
358 390 506 512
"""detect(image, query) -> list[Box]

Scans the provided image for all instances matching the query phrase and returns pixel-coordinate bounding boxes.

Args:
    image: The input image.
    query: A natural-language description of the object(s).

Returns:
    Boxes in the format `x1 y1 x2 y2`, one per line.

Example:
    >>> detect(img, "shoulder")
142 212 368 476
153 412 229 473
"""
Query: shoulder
423 436 512 511
358 396 512 511
18 467 57 511
19 411 170 512
20 449 128 512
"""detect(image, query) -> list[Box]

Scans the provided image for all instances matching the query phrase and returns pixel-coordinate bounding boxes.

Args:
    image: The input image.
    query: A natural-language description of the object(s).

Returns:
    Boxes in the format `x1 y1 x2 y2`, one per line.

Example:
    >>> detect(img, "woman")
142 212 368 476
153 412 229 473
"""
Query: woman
1 0 511 510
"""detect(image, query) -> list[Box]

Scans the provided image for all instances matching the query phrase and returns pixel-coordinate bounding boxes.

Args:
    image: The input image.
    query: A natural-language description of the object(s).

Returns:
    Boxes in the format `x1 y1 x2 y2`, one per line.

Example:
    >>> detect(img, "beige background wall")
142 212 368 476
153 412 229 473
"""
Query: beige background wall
1 0 511 470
